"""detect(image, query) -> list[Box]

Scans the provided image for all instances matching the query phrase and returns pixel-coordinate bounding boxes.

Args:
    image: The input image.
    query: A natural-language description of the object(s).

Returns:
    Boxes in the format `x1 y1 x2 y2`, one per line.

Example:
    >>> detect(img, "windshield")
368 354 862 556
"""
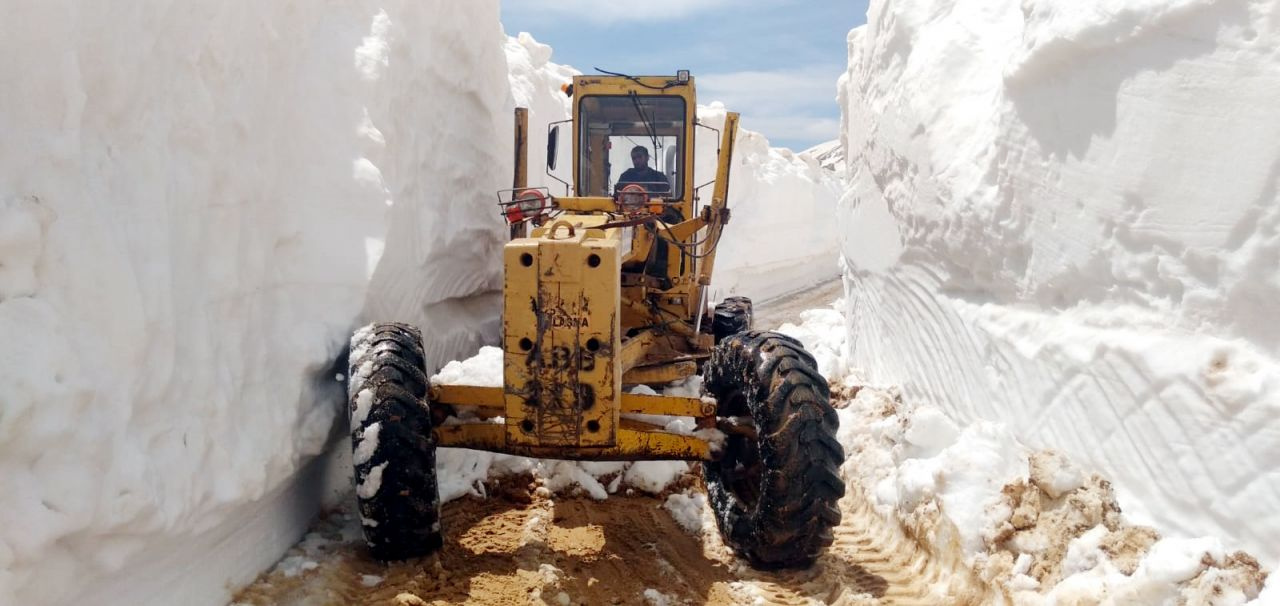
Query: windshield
576 95 686 200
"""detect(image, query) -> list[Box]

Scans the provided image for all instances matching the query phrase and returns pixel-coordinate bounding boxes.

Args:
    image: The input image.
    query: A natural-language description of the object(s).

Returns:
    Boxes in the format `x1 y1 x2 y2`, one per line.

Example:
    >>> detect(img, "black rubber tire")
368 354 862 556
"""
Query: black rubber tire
701 330 844 569
347 322 443 561
712 296 753 343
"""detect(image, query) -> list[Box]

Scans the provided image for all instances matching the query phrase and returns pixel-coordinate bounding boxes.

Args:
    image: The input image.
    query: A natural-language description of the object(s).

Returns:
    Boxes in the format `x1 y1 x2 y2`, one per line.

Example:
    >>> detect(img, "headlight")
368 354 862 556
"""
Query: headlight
506 189 548 223
617 184 649 214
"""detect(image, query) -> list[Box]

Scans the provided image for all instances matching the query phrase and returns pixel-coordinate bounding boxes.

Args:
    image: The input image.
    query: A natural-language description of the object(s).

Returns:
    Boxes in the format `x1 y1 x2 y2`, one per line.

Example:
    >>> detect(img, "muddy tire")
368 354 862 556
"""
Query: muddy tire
701 331 844 569
347 322 443 561
712 296 753 343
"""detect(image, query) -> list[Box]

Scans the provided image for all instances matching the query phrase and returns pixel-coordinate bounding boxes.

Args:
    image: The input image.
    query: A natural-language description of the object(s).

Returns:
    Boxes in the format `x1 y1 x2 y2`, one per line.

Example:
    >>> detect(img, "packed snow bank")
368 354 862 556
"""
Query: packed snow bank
696 104 845 303
779 305 1271 604
838 0 1280 566
0 3 511 604
835 381 1271 605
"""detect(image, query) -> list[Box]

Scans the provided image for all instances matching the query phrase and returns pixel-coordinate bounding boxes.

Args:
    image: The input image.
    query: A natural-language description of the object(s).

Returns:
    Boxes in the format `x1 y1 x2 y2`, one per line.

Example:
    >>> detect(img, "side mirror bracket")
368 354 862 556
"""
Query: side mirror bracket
547 125 559 171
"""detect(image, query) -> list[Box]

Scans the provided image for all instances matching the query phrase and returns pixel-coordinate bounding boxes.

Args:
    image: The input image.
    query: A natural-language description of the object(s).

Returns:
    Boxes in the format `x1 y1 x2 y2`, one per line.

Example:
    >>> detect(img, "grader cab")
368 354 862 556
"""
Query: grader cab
346 71 844 570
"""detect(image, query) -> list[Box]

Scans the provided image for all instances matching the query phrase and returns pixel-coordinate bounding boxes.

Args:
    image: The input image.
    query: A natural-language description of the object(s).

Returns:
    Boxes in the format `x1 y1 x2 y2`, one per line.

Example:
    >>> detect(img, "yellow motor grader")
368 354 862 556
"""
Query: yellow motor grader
346 71 843 569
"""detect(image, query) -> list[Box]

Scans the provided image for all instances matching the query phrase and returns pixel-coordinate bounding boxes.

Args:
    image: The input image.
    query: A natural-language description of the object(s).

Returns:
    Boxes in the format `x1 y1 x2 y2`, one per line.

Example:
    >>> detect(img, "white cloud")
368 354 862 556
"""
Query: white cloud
699 66 841 115
505 0 732 24
699 66 843 149
740 116 841 146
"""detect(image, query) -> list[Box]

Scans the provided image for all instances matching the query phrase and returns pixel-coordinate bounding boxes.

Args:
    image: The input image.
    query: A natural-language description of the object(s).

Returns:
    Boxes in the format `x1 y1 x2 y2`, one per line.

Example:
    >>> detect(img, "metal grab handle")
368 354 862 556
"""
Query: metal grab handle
547 220 577 239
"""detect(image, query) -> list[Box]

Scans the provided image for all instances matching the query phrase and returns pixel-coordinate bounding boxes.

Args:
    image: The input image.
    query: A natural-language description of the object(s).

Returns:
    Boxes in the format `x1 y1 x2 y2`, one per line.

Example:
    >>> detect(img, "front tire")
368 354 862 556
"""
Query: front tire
712 296 753 343
701 331 844 569
347 322 443 561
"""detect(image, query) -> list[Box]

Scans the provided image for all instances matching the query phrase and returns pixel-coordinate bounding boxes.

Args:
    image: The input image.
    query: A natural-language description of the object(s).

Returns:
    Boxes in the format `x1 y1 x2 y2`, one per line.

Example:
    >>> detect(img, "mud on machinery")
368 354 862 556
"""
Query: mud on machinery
346 71 844 569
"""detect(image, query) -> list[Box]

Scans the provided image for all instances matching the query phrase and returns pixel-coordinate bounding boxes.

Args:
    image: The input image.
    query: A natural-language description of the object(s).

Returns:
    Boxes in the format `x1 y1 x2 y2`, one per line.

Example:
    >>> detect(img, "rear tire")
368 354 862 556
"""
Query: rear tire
712 296 753 343
347 322 443 561
701 331 844 569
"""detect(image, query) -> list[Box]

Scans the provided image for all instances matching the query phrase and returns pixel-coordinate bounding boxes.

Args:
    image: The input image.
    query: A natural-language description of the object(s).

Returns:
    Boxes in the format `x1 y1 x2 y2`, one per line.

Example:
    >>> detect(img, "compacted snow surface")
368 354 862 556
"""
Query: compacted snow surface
838 0 1280 570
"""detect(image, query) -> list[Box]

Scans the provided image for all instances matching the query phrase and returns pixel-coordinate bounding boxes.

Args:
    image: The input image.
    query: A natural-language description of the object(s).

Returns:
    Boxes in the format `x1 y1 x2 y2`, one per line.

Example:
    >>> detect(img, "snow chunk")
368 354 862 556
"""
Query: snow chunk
623 462 689 495
542 461 613 500
1029 450 1085 499
1138 537 1226 587
352 422 381 466
357 463 389 500
276 556 318 578
663 491 707 534
643 588 679 606
352 389 375 427
431 346 503 387
901 405 959 459
775 305 849 380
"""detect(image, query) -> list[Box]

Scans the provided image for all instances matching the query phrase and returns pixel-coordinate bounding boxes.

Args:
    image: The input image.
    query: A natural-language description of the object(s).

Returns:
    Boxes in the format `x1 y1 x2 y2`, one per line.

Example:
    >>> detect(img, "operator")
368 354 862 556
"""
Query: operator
616 145 670 195
618 145 683 284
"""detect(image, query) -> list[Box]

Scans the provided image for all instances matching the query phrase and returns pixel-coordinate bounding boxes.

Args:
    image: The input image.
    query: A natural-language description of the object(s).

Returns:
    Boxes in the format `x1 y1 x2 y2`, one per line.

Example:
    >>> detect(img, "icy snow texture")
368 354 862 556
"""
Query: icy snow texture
0 2 512 605
839 0 1280 565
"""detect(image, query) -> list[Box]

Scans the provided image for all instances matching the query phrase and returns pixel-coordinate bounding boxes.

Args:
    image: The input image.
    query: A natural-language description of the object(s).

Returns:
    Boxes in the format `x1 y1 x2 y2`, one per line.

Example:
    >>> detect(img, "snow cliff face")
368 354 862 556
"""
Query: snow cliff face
0 3 511 604
838 0 1280 566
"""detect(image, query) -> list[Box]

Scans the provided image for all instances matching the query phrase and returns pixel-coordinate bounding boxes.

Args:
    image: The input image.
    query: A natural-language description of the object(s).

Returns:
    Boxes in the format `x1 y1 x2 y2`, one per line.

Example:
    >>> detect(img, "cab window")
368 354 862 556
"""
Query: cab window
577 95 685 200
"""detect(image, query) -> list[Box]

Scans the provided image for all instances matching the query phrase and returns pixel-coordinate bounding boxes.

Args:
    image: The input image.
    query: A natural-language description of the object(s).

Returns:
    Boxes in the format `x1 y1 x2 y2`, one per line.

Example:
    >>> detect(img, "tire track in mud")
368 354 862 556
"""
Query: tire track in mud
724 487 991 606
234 477 990 605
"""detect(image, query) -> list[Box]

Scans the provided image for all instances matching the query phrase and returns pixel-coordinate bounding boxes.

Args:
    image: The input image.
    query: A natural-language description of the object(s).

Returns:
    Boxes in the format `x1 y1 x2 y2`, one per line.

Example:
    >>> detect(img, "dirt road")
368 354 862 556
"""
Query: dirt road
235 480 983 605
235 280 985 605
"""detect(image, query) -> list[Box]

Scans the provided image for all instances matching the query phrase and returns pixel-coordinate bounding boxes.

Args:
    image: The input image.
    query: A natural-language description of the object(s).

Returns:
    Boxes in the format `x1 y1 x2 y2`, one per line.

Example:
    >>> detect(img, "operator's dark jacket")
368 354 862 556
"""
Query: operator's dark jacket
618 165 681 282
617 166 670 194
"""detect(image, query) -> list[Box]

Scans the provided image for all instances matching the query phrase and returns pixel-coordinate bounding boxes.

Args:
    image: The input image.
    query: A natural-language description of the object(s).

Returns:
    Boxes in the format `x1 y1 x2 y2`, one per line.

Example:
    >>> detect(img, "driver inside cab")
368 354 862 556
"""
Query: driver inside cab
616 145 670 195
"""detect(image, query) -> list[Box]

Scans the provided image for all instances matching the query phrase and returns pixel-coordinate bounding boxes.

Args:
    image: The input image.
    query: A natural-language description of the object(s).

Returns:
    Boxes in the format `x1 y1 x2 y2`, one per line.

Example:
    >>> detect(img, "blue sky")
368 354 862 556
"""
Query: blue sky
500 0 870 151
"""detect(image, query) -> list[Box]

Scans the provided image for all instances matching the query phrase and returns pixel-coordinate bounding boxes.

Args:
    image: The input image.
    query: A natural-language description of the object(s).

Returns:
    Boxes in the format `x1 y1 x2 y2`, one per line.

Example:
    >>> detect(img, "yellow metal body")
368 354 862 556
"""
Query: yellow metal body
436 73 739 461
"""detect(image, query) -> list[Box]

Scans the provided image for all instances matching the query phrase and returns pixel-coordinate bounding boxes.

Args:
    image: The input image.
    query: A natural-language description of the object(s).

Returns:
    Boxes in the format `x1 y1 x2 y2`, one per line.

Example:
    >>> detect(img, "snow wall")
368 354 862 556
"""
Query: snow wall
0 3 512 605
838 0 1280 566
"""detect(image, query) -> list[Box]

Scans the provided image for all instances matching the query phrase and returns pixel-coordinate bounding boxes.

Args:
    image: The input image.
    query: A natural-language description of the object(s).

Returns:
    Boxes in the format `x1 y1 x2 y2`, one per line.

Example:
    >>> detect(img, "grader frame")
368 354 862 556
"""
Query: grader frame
431 74 739 461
